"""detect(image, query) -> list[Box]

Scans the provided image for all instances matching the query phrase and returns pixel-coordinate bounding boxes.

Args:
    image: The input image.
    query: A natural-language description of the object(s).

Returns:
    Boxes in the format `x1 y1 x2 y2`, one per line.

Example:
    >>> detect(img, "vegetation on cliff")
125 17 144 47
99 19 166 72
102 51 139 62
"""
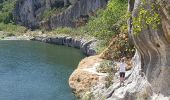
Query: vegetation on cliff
87 0 135 59
86 0 127 40
132 0 161 35
0 0 15 24
42 7 67 21
0 0 134 60
0 0 26 34
50 0 128 42
49 0 135 57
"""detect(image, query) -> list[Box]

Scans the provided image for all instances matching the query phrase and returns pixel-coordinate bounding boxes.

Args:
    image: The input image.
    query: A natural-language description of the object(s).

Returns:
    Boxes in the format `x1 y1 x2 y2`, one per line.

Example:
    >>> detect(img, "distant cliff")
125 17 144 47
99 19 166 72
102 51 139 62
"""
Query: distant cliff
13 0 108 29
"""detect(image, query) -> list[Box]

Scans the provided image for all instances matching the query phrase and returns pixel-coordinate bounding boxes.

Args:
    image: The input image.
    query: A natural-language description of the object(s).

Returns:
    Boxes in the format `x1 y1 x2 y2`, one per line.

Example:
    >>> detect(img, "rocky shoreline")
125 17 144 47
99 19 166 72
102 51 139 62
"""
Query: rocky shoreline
1 34 99 56
31 36 99 56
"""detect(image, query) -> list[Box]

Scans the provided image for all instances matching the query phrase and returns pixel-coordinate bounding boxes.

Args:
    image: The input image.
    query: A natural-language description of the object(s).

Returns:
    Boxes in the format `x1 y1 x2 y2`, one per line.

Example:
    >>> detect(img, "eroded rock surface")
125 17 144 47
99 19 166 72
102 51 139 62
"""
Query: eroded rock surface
31 35 98 56
129 0 170 97
101 0 170 99
13 0 108 29
70 0 170 99
93 51 153 100
69 55 107 97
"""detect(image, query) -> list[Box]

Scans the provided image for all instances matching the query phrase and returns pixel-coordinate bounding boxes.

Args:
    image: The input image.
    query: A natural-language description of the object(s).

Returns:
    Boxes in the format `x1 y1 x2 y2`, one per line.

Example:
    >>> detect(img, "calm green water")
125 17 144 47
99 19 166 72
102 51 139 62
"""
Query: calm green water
0 41 85 100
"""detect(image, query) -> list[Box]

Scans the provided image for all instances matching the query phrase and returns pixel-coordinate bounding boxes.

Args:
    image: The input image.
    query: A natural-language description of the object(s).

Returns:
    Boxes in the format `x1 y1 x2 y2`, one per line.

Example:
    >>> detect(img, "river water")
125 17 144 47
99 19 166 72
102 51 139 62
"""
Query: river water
0 41 85 100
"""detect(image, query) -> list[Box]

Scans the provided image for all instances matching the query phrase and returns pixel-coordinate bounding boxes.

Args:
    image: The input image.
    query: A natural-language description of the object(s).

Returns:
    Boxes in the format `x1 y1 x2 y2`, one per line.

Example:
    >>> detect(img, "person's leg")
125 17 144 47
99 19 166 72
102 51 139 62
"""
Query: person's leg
120 73 122 86
122 72 125 86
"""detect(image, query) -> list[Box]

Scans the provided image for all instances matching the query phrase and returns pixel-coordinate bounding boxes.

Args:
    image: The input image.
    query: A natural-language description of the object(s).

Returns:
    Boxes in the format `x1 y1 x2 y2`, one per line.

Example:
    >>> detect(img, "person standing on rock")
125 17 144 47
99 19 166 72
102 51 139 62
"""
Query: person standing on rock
119 57 127 86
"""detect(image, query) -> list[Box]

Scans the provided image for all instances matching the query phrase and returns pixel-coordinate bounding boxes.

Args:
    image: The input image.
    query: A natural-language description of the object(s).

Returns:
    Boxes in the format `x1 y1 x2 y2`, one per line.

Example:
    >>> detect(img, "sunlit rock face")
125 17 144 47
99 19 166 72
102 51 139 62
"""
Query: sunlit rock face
69 55 107 97
13 0 108 29
13 0 47 29
89 0 170 99
129 0 170 97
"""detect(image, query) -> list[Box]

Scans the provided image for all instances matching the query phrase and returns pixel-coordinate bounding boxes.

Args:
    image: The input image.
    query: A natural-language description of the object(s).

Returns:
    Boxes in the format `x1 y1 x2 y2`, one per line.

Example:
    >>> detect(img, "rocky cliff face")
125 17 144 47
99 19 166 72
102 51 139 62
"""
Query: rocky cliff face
13 0 46 29
100 0 170 99
104 0 170 99
13 0 108 29
69 0 170 99
129 0 170 97
44 0 108 29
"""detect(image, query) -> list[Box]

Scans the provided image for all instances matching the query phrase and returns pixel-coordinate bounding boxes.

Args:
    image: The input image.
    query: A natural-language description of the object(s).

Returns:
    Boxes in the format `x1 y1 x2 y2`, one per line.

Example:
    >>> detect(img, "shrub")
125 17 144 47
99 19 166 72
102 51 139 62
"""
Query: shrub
96 61 114 73
82 91 95 100
99 33 135 61
96 61 117 88
0 23 27 35
50 27 88 38
86 0 128 41
52 27 73 34
42 7 67 21
0 0 16 24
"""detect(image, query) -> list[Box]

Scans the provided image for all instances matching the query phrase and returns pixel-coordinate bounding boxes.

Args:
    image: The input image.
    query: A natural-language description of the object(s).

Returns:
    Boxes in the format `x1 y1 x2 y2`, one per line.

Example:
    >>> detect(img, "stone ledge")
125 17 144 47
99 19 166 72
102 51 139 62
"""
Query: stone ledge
31 36 99 56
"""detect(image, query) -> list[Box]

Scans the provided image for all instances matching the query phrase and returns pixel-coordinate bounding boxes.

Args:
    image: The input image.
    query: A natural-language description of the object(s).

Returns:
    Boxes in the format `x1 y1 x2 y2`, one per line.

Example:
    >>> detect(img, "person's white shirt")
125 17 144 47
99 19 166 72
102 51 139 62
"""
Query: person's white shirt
119 62 126 72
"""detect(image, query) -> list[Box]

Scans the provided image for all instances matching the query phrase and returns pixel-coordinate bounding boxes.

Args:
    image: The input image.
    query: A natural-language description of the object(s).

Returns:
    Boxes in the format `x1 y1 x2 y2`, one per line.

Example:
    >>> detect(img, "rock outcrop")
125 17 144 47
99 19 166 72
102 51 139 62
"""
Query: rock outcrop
69 55 107 97
93 0 170 99
69 0 170 99
13 0 46 29
44 0 108 29
93 51 153 100
129 0 170 97
31 35 99 56
13 0 108 29
94 0 170 99
69 55 134 99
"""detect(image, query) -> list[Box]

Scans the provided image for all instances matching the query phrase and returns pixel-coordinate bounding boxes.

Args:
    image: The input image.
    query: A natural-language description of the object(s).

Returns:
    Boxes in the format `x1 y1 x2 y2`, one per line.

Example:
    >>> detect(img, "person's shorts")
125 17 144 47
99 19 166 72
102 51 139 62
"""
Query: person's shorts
119 72 125 78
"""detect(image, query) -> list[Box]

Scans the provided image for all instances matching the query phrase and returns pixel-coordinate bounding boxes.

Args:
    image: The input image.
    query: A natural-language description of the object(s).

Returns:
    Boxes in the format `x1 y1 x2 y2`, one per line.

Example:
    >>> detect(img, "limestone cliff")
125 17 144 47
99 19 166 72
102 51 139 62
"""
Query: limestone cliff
129 0 170 97
13 0 108 29
13 0 46 29
102 0 170 99
95 0 170 99
69 0 170 99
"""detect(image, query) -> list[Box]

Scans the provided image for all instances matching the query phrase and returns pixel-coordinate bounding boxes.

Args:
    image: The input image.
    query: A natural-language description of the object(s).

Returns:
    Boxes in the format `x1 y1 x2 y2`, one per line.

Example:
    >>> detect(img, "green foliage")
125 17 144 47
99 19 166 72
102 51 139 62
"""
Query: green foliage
53 27 73 34
96 61 114 73
50 27 90 38
82 91 95 100
0 0 24 35
99 32 135 61
96 61 117 88
132 0 161 35
86 0 128 40
42 7 67 21
0 23 27 34
46 0 129 54
0 0 16 24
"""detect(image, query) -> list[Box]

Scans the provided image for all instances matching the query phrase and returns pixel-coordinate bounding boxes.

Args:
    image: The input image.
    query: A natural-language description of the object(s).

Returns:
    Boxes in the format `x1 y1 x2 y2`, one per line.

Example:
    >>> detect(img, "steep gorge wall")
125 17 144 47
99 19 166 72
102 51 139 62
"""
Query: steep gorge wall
93 0 170 99
129 0 170 96
67 0 170 99
13 0 47 29
44 0 108 29
13 0 108 29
